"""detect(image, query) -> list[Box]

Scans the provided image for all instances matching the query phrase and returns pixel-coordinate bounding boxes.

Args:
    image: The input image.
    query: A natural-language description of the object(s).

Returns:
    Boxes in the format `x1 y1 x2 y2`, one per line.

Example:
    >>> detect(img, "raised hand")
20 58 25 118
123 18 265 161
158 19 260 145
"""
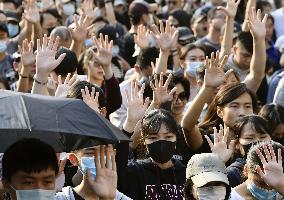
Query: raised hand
134 25 149 49
23 0 40 24
81 86 100 113
70 14 89 42
19 39 35 68
125 81 150 125
92 34 113 79
205 124 235 163
256 144 284 192
87 145 117 199
150 73 177 107
151 20 179 52
81 0 99 21
217 0 240 19
248 7 268 39
204 51 228 89
36 35 66 80
55 73 79 97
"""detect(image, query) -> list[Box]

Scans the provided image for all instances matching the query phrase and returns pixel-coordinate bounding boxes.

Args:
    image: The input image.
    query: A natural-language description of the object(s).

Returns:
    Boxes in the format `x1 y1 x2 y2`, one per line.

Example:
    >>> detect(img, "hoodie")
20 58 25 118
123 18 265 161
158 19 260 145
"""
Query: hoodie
55 186 132 200
118 158 186 200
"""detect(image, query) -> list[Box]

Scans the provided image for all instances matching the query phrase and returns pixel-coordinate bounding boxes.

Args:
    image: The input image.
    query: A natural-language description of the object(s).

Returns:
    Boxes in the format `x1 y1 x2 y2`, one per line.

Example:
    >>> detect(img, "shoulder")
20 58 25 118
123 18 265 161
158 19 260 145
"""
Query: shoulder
230 188 246 200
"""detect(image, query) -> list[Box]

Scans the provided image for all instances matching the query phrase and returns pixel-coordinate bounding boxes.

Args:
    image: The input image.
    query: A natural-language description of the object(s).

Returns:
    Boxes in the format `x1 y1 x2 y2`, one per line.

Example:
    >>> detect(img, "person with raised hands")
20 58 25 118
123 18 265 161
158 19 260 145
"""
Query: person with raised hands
230 141 284 199
55 73 79 98
31 34 66 95
224 7 267 94
150 20 179 74
83 33 122 118
55 145 132 200
181 51 229 150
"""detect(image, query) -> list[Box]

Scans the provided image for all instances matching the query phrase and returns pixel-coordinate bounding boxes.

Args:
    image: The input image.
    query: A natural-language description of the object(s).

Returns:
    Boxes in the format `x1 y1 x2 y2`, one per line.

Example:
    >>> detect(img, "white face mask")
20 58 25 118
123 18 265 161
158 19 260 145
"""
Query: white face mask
196 185 227 200
11 186 56 200
63 3 75 16
112 45 119 56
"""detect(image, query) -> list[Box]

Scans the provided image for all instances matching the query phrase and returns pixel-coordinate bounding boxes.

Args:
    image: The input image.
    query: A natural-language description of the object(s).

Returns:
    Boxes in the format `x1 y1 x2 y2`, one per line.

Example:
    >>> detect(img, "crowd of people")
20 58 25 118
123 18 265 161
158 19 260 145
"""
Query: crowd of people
0 0 284 199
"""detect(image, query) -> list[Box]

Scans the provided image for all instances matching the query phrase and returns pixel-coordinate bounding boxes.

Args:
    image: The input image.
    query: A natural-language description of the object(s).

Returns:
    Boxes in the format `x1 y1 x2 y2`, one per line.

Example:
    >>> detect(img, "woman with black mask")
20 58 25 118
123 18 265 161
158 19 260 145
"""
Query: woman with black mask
227 115 272 187
117 109 185 200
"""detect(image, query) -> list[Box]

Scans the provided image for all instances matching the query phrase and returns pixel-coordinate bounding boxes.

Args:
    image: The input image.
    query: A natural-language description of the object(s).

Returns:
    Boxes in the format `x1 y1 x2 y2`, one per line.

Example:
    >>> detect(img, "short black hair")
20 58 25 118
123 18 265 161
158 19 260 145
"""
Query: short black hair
233 115 270 139
2 138 59 181
54 47 78 76
236 31 253 54
247 141 284 173
259 104 284 133
169 9 191 28
141 109 179 138
67 81 107 108
137 47 159 70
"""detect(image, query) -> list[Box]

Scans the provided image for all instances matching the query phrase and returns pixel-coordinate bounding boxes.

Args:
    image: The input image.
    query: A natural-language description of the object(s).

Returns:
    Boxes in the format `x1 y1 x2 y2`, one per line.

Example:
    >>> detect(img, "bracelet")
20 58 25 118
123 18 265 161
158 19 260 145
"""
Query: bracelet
19 74 29 78
33 75 48 85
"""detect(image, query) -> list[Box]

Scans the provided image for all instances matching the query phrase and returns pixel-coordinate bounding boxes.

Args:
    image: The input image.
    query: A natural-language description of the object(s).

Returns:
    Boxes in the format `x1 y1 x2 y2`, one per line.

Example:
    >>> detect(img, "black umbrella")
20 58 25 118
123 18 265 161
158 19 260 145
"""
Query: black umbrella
0 90 129 152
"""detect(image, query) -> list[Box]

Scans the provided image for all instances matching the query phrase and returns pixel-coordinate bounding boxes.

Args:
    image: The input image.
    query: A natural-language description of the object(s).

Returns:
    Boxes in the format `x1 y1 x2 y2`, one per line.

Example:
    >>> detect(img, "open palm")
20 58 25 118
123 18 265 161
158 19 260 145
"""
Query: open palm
93 34 113 67
248 8 268 39
218 0 240 18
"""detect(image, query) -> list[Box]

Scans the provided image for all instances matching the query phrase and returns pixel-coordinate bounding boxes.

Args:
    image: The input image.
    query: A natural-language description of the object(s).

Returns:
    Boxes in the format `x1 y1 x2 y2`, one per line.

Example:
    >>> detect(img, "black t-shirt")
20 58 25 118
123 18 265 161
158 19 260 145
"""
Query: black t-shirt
122 33 136 68
72 189 85 200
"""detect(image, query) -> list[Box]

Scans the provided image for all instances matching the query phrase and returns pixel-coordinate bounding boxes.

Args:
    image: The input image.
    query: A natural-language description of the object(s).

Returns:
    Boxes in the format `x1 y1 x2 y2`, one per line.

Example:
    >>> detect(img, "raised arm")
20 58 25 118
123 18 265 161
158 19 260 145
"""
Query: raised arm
70 14 89 58
151 20 178 74
219 0 240 59
242 0 256 32
17 39 35 92
181 52 228 150
243 8 267 93
32 35 66 95
104 0 117 27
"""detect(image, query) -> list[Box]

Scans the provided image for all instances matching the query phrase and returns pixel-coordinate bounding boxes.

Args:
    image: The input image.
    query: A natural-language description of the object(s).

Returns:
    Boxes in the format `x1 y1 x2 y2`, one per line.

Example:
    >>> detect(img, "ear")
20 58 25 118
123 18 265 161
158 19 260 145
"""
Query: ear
217 106 223 119
100 107 107 118
232 45 237 55
68 153 80 166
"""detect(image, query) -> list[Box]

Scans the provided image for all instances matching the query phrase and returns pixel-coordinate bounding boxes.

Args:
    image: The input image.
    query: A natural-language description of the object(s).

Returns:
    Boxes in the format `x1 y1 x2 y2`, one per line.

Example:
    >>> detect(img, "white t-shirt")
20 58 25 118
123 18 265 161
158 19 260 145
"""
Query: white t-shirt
271 8 284 38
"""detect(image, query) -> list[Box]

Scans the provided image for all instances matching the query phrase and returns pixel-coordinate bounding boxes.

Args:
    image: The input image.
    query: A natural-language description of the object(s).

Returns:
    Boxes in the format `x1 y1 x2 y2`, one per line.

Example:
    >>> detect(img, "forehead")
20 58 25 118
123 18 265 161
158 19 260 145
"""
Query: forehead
227 92 252 105
12 169 56 180
186 48 205 57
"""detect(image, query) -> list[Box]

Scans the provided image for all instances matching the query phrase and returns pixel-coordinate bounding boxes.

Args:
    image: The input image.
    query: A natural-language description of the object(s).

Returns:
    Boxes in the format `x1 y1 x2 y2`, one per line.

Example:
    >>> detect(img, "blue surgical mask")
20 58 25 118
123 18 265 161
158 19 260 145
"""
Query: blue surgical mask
85 38 93 47
11 186 55 200
80 156 97 178
186 61 203 77
7 23 20 38
247 181 278 200
0 41 7 53
63 3 75 16
112 45 119 57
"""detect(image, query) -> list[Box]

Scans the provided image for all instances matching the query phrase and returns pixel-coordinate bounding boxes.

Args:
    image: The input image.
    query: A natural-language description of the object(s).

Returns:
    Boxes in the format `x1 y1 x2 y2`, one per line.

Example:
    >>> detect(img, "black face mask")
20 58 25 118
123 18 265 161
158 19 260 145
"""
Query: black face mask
147 140 176 164
241 142 258 158
274 137 284 145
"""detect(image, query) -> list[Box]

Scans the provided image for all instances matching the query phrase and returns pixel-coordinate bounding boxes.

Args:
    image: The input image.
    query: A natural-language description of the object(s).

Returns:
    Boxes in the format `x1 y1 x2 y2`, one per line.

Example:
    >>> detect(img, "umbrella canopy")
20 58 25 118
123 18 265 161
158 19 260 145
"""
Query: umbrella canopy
0 90 129 152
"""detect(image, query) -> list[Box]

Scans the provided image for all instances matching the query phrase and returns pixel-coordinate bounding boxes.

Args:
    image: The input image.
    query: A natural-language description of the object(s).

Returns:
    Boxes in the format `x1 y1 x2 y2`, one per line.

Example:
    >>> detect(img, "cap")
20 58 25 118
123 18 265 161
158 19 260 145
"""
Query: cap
114 0 126 6
0 22 8 33
191 14 207 25
96 24 119 44
186 153 229 187
177 26 195 45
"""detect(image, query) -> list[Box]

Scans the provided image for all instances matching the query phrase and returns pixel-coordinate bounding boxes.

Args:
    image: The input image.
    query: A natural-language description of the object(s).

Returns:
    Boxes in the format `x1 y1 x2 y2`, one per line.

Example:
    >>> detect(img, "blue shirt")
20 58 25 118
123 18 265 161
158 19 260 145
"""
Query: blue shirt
266 40 282 70
267 69 284 103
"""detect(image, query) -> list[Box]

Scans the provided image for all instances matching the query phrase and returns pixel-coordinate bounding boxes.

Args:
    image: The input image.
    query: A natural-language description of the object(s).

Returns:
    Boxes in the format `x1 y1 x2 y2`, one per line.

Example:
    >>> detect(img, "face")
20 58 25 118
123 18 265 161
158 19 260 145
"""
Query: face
168 15 179 27
171 83 188 115
88 60 105 81
114 5 125 14
265 18 274 41
223 71 239 86
192 19 208 38
42 13 58 35
210 10 226 30
238 123 271 147
0 30 8 40
69 146 98 166
3 169 56 199
144 123 176 145
233 42 252 70
185 48 205 63
247 169 273 190
218 93 254 127
167 0 179 12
